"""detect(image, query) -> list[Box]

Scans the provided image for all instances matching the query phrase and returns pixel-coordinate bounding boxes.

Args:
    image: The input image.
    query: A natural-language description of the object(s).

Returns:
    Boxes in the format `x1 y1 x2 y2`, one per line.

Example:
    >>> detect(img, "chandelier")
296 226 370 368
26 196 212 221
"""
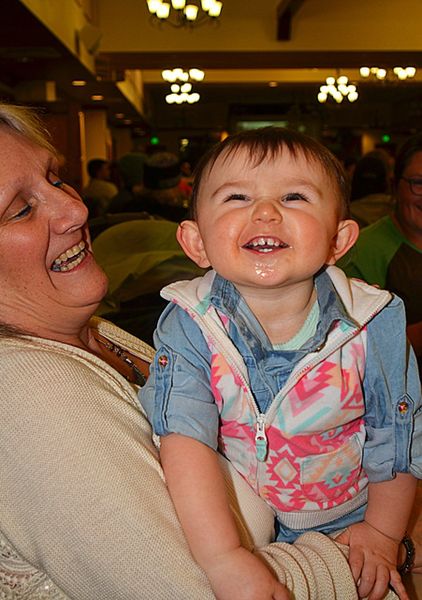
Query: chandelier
359 66 416 81
146 0 223 27
317 76 359 104
163 68 205 104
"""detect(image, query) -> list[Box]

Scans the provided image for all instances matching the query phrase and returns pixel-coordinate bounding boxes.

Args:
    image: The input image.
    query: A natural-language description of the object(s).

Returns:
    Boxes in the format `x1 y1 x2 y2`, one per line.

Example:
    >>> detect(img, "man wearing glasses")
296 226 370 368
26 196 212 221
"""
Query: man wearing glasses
340 132 422 376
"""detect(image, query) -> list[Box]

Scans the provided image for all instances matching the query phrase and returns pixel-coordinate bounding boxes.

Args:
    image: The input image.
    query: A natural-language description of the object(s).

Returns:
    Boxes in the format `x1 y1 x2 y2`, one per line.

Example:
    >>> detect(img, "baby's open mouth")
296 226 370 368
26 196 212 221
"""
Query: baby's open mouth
243 236 290 253
51 241 87 272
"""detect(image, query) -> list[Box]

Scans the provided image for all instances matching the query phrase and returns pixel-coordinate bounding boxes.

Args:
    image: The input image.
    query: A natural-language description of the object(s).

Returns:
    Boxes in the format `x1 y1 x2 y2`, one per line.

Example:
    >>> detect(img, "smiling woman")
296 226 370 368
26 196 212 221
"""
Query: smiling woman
0 103 412 600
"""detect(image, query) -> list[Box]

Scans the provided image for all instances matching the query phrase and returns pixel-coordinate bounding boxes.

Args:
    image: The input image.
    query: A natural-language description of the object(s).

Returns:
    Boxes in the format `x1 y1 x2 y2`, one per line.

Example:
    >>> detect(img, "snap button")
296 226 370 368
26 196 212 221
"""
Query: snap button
398 400 409 415
158 354 169 367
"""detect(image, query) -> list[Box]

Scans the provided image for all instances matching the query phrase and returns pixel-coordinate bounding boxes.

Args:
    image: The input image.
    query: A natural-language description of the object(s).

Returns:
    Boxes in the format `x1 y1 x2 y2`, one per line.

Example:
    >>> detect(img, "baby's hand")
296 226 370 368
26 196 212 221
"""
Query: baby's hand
336 522 409 600
205 546 290 600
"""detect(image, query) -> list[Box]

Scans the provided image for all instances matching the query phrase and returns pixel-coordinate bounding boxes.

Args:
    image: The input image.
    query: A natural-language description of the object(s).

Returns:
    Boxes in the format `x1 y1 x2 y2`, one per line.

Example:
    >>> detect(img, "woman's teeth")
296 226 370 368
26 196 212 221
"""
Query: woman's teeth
52 241 86 272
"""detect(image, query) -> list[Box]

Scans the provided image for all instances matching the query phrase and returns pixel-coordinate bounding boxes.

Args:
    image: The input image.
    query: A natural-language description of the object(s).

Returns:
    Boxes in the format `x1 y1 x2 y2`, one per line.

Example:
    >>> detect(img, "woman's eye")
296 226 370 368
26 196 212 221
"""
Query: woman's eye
12 203 32 220
283 192 308 202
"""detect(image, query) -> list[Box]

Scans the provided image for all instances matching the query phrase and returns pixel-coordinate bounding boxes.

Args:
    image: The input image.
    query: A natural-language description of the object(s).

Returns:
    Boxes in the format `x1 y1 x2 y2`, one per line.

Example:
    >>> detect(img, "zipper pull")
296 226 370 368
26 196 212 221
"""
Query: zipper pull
255 414 268 462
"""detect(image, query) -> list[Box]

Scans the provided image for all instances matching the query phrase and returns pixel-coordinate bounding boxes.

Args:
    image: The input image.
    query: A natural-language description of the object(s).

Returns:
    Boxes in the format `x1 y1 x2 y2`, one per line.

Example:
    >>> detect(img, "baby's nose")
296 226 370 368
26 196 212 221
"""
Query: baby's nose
252 199 282 222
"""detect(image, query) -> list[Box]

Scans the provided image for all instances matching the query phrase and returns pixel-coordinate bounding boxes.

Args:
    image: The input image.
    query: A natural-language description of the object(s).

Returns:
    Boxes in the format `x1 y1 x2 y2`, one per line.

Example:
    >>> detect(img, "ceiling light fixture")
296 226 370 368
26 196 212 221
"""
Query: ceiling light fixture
317 76 358 104
163 68 204 104
146 0 223 27
360 66 417 81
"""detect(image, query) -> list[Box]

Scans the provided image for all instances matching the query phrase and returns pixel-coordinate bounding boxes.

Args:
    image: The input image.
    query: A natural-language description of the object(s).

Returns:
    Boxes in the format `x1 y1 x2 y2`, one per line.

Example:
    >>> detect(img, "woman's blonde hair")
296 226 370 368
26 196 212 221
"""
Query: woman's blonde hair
0 102 56 155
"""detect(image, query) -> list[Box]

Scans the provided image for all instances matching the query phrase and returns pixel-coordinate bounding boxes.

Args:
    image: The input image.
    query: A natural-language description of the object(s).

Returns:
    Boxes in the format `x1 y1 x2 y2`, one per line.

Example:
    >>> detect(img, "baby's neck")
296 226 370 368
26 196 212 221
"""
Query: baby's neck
242 282 317 345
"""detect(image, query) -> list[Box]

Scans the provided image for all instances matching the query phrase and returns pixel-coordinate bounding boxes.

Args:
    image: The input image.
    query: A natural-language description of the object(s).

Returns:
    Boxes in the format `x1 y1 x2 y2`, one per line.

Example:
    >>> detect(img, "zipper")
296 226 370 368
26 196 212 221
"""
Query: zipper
255 413 268 462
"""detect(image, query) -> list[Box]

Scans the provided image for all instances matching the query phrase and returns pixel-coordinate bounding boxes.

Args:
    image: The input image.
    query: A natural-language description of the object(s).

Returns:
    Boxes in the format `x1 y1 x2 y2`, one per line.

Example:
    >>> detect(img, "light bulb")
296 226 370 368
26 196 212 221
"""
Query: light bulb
208 1 222 16
181 83 192 93
147 0 162 14
171 0 186 8
317 92 327 103
184 4 199 20
360 67 370 77
189 68 205 81
171 84 180 92
156 2 170 18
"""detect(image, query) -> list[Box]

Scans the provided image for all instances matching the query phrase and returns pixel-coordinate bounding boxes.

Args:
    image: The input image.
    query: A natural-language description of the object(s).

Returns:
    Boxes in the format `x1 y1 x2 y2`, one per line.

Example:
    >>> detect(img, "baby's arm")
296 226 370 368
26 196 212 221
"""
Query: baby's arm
338 473 417 600
160 434 290 600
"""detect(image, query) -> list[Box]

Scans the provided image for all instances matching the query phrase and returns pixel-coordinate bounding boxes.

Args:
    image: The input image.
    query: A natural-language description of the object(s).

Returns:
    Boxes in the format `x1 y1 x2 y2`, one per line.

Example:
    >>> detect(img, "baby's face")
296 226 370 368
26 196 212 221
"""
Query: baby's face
192 146 344 297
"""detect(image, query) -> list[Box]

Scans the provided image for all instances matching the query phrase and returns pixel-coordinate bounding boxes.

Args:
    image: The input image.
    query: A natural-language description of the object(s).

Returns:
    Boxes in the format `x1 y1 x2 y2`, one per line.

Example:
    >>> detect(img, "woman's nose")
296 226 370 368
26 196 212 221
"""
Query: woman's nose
49 186 89 233
251 199 282 222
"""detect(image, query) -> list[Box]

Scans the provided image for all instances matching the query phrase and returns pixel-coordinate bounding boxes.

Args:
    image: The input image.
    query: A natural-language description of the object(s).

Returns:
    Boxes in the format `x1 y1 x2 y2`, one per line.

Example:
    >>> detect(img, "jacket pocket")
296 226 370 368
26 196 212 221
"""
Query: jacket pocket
299 433 363 503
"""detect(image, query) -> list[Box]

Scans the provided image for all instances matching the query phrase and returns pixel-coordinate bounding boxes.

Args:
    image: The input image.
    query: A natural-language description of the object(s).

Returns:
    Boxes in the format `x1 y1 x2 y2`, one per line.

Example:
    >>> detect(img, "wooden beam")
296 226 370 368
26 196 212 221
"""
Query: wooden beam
277 0 306 41
96 50 422 75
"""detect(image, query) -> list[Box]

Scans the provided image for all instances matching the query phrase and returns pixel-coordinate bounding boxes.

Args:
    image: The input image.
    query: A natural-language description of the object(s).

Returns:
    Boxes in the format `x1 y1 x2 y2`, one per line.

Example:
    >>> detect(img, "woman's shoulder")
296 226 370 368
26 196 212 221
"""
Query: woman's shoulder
0 328 141 408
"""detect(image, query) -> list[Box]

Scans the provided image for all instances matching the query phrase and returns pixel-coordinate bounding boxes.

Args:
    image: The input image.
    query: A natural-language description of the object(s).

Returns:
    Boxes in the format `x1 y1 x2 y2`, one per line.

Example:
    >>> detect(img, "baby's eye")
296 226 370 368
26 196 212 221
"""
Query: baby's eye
283 192 309 202
224 193 249 202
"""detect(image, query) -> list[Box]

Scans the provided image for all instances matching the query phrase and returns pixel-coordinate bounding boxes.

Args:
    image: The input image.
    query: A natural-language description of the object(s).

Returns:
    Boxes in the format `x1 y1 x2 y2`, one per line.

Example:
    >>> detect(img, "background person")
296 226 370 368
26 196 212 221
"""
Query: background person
107 151 147 214
0 103 397 600
340 133 422 374
349 151 395 228
82 158 118 217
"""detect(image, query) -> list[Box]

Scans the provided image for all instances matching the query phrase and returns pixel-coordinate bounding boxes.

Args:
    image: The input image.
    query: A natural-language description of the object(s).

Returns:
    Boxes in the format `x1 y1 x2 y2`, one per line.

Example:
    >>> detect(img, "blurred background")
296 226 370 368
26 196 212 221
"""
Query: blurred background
2 0 422 190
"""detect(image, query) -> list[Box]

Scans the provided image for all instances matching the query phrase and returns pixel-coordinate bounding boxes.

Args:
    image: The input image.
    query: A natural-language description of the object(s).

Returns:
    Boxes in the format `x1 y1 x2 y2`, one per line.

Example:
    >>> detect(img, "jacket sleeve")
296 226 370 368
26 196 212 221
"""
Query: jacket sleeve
139 303 220 450
362 294 422 481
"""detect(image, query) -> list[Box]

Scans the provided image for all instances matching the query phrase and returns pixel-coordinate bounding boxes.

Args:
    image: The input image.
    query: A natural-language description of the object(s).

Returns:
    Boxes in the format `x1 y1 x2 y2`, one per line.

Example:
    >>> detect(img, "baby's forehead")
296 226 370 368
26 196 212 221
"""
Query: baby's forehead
207 144 324 177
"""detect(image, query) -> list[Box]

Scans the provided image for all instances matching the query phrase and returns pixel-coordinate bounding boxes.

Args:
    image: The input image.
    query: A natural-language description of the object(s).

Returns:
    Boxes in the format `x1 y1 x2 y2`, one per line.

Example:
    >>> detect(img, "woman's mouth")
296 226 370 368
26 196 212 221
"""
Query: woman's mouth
51 241 87 272
243 236 290 253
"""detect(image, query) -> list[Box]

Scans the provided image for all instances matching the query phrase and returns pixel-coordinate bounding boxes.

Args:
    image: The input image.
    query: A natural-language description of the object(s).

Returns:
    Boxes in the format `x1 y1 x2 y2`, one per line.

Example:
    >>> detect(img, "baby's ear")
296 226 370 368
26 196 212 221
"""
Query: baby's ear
327 219 360 265
177 221 211 268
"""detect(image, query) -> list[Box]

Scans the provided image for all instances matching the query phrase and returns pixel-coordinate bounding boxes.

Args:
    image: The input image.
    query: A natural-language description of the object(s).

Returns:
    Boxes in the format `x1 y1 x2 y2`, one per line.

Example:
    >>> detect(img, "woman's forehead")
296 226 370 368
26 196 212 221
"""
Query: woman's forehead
0 129 52 170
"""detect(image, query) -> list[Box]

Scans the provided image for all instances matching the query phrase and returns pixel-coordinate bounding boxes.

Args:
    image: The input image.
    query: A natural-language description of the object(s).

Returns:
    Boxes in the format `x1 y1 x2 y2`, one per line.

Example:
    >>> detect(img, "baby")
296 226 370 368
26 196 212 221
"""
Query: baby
141 127 421 600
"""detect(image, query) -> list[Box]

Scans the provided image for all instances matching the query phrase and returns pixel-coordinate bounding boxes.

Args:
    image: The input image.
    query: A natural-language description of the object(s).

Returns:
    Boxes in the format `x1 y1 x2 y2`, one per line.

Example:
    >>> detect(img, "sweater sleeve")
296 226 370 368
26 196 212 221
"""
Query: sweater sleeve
0 344 215 600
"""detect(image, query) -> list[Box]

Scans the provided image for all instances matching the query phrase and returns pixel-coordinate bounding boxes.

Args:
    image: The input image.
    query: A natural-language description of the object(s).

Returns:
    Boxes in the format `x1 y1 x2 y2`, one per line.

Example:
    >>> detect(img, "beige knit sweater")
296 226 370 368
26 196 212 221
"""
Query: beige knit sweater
0 318 397 599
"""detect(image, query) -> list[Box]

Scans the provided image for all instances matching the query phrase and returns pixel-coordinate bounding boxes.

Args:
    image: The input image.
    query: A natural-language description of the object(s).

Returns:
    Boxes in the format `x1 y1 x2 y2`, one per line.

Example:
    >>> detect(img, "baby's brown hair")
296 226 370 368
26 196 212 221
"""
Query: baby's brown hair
190 127 350 220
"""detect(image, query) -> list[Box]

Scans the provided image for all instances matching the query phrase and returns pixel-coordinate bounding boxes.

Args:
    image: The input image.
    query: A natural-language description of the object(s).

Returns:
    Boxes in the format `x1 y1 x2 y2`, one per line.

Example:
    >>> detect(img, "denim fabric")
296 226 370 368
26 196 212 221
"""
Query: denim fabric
139 269 422 481
275 502 367 542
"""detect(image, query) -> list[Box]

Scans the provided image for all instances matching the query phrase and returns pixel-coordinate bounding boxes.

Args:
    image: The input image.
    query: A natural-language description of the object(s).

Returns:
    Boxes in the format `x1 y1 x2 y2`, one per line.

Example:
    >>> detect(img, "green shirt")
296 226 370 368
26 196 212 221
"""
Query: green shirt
339 215 422 325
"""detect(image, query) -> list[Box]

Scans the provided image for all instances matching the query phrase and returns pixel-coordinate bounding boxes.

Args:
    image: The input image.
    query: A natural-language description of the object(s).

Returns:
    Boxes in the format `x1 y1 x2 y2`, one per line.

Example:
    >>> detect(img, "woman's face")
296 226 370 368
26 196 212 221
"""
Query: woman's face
0 126 108 336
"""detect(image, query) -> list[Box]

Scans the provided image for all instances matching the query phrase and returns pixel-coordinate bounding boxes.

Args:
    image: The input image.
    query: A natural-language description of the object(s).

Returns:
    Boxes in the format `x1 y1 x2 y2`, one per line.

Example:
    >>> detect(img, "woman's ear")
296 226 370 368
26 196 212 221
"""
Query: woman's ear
176 221 211 268
327 219 360 265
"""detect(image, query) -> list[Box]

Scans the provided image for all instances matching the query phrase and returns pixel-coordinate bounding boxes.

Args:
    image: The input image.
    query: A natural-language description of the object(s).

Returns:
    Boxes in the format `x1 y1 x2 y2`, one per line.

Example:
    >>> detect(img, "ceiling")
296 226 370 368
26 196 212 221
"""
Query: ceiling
2 0 422 148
